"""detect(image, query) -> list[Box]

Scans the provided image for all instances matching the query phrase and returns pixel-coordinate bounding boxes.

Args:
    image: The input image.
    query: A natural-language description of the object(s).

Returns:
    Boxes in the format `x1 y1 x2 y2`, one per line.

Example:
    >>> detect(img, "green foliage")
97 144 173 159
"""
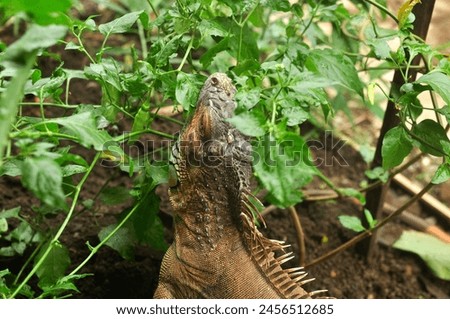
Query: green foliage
0 0 72 25
339 209 377 233
305 49 364 98
21 157 67 209
254 133 315 208
393 231 450 281
35 241 71 288
382 126 413 170
0 0 448 298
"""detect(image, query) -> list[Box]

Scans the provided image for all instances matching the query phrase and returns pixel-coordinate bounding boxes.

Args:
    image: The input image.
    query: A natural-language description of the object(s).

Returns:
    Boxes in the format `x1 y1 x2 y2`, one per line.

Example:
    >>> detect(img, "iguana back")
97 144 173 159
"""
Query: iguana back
154 73 322 298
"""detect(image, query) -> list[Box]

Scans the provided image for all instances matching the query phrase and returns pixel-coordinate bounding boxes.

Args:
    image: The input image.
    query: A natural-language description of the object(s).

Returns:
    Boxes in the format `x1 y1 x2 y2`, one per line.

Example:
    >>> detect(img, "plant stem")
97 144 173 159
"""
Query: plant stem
153 112 184 126
314 168 342 196
9 153 100 298
362 0 398 23
68 195 145 277
114 128 175 142
299 1 321 39
288 206 306 266
236 0 260 65
177 37 194 72
137 20 148 60
73 30 95 64
9 130 80 141
12 240 45 286
306 181 434 268
20 102 78 108
146 0 158 17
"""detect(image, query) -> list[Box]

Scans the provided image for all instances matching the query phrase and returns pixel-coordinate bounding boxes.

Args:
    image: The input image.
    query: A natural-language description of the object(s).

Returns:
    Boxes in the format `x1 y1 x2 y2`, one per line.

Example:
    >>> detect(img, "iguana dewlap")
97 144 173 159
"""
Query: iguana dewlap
154 73 321 299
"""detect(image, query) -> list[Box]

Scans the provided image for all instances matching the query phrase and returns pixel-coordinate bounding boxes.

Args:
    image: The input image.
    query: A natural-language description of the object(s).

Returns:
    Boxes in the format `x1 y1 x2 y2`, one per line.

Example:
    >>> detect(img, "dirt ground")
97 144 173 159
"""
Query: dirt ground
1 0 449 299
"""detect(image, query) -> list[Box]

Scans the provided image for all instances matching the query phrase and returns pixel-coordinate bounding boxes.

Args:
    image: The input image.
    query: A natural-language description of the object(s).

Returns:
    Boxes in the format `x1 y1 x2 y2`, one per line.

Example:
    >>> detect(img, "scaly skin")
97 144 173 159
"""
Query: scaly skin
154 73 320 298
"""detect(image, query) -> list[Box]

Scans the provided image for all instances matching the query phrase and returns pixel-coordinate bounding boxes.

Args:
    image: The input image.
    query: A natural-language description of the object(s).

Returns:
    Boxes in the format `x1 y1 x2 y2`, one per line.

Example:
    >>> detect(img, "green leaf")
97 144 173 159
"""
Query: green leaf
281 106 310 126
437 105 450 122
198 19 227 38
149 34 182 68
0 247 15 257
398 91 423 121
397 0 422 28
130 103 151 142
100 187 132 205
339 188 366 205
9 221 34 244
176 72 201 111
0 159 22 177
35 241 71 288
364 209 377 229
365 166 389 183
415 72 450 107
84 59 123 92
0 0 72 25
0 218 7 233
227 110 266 137
248 5 264 27
305 48 364 97
230 24 259 62
21 157 67 209
56 150 89 167
50 110 115 151
25 75 66 98
235 88 260 109
432 162 450 184
367 38 391 59
0 207 21 219
359 144 375 164
289 72 337 92
338 215 365 232
411 119 449 157
39 274 92 298
382 126 413 170
147 162 170 187
267 0 291 12
0 269 12 296
61 165 87 177
99 223 136 260
0 25 66 166
200 37 230 68
254 133 315 207
99 11 144 35
1 25 67 61
393 230 450 280
131 192 167 251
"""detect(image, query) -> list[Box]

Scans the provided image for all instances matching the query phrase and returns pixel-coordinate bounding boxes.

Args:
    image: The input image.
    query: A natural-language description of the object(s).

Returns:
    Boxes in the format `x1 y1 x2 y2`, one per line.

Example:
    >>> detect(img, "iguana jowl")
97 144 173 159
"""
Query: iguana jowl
154 73 322 298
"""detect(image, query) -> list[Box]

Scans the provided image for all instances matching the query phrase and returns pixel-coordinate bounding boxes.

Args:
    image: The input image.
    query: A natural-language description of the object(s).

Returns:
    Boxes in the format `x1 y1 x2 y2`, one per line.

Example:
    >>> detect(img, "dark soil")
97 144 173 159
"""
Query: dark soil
1 2 450 299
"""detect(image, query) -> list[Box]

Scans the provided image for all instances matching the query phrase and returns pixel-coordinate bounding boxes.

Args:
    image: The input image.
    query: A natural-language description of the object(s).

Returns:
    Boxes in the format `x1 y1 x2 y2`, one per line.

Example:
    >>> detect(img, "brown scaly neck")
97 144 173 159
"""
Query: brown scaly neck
169 73 244 251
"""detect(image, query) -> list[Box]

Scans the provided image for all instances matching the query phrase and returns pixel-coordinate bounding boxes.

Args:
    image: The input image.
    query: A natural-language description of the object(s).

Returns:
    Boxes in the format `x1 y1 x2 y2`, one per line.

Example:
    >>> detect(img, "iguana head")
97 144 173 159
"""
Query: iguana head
169 73 239 186
198 73 237 120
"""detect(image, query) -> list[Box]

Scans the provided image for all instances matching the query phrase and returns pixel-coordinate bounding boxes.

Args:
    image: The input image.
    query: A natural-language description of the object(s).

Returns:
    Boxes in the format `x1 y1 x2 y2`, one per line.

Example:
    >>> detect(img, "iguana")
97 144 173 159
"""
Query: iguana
154 73 324 298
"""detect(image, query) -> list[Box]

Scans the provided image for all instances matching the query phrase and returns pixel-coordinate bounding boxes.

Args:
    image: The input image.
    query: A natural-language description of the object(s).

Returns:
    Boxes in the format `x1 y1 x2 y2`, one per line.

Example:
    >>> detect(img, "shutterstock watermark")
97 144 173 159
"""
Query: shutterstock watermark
100 131 349 169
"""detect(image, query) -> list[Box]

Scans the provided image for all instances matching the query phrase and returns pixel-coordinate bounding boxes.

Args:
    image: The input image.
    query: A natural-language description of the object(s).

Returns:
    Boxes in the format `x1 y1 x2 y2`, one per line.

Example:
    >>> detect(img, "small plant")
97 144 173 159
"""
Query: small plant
0 0 449 298
339 209 377 233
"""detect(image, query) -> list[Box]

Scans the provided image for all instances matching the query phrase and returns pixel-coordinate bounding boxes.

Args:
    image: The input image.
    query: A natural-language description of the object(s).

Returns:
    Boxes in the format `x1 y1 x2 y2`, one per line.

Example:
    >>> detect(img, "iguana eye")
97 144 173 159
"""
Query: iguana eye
211 76 219 86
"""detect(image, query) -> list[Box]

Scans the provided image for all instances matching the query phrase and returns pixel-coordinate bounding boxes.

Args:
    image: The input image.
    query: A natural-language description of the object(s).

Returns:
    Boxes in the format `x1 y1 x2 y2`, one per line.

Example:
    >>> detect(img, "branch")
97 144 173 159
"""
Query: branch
288 206 306 266
305 181 434 268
